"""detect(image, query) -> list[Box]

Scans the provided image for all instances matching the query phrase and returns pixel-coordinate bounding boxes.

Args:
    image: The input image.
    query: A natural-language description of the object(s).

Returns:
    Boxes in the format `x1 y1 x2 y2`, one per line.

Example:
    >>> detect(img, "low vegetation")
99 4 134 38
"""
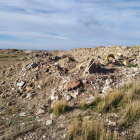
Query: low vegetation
66 117 121 140
97 89 123 113
53 100 69 115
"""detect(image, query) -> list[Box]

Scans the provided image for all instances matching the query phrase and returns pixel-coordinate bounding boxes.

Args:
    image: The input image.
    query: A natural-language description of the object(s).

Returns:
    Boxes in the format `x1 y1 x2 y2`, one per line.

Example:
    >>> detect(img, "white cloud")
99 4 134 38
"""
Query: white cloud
0 0 140 50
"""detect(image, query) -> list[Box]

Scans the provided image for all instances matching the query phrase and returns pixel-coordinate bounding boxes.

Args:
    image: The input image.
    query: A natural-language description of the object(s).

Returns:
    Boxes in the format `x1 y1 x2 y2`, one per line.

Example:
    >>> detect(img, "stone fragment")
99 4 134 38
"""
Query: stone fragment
102 86 113 94
66 78 80 90
123 60 130 66
105 79 112 86
17 81 25 87
1 81 5 85
55 95 61 100
37 108 45 115
71 92 79 98
19 112 26 117
84 59 99 74
65 94 72 101
51 94 56 100
107 121 116 126
26 93 36 99
6 101 12 106
86 95 95 105
26 62 37 69
46 120 53 125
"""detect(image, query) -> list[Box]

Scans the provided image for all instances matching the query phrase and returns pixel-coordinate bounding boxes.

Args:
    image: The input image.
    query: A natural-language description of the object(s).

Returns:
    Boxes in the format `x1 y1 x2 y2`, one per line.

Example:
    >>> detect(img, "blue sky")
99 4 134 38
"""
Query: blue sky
0 0 140 50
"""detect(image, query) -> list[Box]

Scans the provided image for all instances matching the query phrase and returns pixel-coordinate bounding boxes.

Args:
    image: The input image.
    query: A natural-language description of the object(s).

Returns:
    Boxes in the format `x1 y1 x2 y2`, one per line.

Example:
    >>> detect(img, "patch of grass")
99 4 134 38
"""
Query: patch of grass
120 119 130 128
10 55 17 58
56 127 65 133
84 110 91 116
124 64 138 68
121 88 134 105
48 109 53 114
0 55 9 58
9 120 14 126
97 89 124 113
28 117 36 121
82 89 87 92
66 117 121 140
123 100 140 120
15 59 20 61
53 100 69 115
79 99 88 111
91 93 100 106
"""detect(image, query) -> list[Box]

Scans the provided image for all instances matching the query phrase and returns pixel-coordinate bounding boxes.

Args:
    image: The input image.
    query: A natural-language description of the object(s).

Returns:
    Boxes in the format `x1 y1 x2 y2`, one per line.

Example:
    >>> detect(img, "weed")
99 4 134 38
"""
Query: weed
82 89 87 92
48 109 53 114
91 93 100 106
28 117 36 121
53 100 69 115
124 64 138 68
97 89 123 113
66 116 121 140
56 127 65 133
84 110 91 116
10 55 17 58
123 100 140 120
79 99 88 111
120 119 130 128
0 55 9 58
9 120 14 126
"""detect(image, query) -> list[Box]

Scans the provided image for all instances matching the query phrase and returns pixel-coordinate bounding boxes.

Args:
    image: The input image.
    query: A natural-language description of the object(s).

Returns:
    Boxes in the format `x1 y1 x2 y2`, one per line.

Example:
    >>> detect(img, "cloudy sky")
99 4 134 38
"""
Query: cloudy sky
0 0 140 50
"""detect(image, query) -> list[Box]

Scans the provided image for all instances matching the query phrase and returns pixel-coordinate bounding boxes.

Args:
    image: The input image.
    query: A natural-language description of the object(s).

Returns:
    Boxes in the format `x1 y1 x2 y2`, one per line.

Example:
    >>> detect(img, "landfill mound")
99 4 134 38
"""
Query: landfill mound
0 45 140 140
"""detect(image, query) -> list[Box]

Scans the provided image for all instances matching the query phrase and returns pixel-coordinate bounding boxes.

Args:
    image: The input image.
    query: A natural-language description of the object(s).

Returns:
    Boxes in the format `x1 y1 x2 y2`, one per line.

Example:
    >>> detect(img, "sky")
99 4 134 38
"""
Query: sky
0 0 140 50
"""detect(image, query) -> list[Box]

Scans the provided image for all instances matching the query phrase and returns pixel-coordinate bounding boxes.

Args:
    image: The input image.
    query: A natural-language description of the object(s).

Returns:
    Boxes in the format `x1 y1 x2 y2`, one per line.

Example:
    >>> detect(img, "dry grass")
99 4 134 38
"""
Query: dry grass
79 99 87 111
53 100 69 115
67 117 121 140
97 89 123 113
91 93 100 106
121 88 134 104
123 100 140 120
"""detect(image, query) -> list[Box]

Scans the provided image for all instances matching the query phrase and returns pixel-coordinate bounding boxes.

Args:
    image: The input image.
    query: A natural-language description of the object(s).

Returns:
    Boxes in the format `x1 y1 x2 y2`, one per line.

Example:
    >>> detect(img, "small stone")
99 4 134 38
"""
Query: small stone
7 101 12 106
19 112 26 117
46 120 53 125
26 93 36 99
102 86 113 94
37 108 45 115
1 81 5 85
98 113 102 117
107 121 116 126
17 82 25 87
43 135 46 139
86 95 94 101
121 132 126 136
86 95 95 105
55 95 61 100
105 79 112 86
71 92 78 98
65 94 72 101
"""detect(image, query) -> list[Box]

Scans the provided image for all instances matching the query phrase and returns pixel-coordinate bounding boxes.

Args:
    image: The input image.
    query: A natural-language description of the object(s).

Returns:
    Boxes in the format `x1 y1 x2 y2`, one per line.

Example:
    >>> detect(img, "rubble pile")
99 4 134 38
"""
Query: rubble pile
0 45 140 139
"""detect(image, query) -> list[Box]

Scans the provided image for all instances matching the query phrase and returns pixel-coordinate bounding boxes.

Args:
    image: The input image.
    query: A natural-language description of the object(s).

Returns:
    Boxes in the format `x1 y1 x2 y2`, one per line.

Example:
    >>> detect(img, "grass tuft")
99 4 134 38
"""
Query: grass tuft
123 100 140 120
66 116 121 140
53 100 69 115
79 99 88 111
97 89 123 113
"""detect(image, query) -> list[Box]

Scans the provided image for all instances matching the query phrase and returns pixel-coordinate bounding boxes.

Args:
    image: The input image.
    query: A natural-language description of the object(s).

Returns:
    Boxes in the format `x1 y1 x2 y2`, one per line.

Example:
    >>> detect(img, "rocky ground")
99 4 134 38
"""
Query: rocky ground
0 45 140 140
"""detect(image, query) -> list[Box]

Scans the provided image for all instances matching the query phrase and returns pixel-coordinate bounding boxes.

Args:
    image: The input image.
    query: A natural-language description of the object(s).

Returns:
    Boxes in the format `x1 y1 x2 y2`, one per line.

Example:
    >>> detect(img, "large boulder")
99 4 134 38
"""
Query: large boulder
84 59 99 75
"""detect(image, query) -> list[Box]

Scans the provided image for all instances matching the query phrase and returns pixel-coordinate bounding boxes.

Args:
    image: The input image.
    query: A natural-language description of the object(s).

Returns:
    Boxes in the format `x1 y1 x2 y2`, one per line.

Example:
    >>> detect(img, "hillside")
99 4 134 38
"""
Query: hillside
0 45 140 140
